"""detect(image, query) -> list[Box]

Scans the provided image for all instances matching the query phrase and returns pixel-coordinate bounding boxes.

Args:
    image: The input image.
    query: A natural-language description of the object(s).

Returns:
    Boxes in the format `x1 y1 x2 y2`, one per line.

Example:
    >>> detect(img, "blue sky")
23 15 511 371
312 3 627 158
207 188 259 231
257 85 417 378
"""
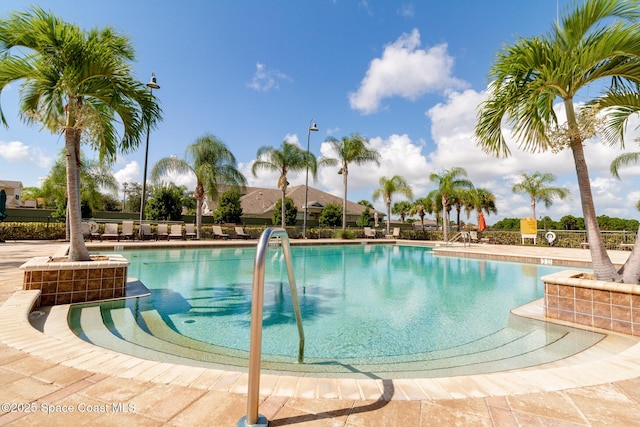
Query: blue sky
1 0 639 225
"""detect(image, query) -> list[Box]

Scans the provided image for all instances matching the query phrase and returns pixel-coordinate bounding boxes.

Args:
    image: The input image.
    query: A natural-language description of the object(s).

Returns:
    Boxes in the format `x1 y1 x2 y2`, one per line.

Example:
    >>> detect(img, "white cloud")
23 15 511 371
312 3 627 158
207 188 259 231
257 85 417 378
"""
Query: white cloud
348 29 467 114
319 133 430 213
113 161 141 188
397 4 415 18
0 140 52 167
247 62 292 92
423 87 640 223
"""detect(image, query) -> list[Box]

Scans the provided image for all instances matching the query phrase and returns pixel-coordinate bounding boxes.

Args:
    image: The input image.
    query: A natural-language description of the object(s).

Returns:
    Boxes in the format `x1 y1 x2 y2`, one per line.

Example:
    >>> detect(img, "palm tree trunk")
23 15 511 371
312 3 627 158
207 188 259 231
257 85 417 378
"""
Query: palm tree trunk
65 131 90 261
530 197 536 219
619 225 640 283
342 166 348 230
386 200 391 235
196 198 202 239
442 198 449 241
565 100 618 281
281 186 286 228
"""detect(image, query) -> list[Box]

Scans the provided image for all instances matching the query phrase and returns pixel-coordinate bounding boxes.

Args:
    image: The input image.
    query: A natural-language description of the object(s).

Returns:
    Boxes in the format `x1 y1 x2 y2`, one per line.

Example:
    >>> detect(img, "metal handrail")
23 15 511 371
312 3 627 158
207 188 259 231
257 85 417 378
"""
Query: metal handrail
238 228 305 427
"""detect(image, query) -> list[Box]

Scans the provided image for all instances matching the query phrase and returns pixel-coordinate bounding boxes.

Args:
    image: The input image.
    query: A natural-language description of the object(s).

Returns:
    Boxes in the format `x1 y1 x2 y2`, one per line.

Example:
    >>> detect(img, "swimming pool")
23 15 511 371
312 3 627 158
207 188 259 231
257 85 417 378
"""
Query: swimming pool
69 244 603 378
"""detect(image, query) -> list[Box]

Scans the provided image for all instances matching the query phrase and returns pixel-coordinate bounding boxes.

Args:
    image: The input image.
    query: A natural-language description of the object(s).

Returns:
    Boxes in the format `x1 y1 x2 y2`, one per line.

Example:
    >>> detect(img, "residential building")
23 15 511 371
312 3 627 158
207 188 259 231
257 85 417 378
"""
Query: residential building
0 180 23 208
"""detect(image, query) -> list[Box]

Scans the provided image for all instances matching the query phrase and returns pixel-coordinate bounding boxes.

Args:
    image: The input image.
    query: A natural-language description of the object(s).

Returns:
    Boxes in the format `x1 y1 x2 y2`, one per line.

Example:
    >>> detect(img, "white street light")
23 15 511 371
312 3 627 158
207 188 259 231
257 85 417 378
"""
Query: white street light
139 72 160 238
303 119 318 238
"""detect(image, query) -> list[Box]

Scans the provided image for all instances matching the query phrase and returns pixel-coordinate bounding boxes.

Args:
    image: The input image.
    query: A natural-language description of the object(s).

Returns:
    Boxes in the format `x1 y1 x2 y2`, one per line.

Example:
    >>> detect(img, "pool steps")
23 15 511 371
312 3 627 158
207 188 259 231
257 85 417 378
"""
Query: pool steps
71 304 605 378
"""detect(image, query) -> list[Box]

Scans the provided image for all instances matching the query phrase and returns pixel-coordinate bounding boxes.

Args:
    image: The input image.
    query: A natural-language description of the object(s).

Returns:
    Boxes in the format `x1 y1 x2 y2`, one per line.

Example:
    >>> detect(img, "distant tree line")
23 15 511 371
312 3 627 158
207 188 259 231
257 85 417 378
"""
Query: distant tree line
492 215 640 232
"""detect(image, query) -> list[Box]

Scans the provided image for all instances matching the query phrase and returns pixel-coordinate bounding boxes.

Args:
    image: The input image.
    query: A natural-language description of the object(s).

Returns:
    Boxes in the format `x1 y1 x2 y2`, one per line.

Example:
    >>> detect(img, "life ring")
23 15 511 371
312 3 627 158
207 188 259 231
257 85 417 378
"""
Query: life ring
88 221 99 233
545 231 556 245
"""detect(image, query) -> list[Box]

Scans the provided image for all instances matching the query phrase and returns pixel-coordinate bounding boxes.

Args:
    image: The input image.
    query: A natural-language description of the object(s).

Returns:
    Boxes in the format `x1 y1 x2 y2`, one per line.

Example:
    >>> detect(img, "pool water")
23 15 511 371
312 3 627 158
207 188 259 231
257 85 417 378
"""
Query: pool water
68 244 603 375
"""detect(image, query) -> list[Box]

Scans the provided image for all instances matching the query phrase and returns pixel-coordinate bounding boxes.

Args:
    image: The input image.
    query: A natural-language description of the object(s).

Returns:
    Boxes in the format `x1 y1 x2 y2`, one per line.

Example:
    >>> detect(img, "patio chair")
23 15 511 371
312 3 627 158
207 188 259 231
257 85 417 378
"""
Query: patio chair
385 227 400 239
140 224 156 241
157 224 169 240
212 225 229 239
89 222 101 241
82 221 101 241
168 224 184 240
235 226 251 239
121 220 135 240
101 223 121 241
185 224 196 239
363 227 376 239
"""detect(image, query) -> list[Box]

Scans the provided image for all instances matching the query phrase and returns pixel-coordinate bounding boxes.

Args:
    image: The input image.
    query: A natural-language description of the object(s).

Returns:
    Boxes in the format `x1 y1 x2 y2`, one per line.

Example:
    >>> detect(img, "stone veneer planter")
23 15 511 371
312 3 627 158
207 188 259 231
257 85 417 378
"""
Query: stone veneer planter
20 255 129 307
542 270 640 336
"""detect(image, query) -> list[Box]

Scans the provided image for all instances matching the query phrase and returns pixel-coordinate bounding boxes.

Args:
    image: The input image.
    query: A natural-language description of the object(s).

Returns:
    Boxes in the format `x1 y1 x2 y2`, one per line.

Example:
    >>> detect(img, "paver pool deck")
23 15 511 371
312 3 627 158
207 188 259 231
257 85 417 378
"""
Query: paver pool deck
1 239 640 426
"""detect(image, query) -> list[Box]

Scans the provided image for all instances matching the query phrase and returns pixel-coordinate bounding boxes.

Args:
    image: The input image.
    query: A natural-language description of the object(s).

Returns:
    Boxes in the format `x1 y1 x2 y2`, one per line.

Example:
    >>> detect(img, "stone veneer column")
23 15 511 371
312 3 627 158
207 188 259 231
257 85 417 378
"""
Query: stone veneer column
20 255 129 306
543 270 640 336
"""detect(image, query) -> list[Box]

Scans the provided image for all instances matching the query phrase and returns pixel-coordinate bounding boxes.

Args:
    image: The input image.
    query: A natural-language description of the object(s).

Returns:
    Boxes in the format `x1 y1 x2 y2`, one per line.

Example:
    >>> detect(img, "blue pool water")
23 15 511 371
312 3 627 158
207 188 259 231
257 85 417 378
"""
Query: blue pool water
69 244 601 373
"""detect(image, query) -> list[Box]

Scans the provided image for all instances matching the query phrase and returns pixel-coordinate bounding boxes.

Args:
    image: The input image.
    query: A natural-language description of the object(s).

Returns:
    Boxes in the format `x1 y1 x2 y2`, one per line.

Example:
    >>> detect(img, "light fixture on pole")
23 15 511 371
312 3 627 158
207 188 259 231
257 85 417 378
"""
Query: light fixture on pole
303 119 318 239
122 182 128 212
139 72 160 238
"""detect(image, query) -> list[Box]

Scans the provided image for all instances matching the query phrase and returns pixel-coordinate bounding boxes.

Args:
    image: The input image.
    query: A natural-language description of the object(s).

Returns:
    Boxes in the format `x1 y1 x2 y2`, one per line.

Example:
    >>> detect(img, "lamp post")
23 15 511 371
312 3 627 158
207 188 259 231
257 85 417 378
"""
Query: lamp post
139 72 160 238
303 119 318 239
122 182 128 212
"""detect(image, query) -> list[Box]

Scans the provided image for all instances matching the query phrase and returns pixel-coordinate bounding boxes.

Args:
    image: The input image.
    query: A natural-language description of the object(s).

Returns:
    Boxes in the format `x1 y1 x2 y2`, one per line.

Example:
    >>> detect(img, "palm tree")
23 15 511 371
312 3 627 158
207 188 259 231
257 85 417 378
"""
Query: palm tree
464 188 498 228
325 134 380 229
511 172 569 219
372 175 413 235
428 167 473 241
252 141 319 228
424 192 443 230
41 150 118 238
409 197 429 234
0 7 161 261
151 133 246 239
392 201 413 223
475 0 640 282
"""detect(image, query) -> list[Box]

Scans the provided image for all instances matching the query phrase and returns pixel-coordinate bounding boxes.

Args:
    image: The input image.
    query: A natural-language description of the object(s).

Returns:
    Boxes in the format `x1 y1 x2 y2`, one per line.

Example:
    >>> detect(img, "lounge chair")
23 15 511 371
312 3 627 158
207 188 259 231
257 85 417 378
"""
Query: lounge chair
168 224 184 240
121 220 135 240
469 230 479 243
101 223 121 241
364 227 376 239
212 225 229 239
235 226 251 239
385 227 400 239
185 224 196 239
82 221 101 241
157 224 169 240
140 224 156 241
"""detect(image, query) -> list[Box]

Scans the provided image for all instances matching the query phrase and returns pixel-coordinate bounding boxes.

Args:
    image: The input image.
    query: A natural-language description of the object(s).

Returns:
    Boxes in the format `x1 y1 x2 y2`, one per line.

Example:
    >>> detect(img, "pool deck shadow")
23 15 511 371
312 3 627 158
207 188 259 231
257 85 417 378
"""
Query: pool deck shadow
1 239 640 425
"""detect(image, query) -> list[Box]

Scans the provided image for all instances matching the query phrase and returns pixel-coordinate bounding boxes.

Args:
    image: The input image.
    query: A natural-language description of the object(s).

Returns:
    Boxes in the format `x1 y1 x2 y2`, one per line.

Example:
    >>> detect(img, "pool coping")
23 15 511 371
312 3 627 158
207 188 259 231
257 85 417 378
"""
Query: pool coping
3 240 640 401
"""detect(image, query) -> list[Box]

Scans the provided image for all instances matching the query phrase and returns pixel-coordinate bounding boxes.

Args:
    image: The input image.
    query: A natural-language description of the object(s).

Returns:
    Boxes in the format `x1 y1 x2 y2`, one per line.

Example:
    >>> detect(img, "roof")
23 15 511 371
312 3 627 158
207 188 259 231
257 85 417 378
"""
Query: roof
0 180 23 189
240 185 384 217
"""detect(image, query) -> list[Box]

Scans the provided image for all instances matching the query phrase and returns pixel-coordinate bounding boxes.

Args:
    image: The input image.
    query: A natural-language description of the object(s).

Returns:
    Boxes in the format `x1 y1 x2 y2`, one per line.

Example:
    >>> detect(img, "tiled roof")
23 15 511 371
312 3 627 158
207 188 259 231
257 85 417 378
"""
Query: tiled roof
240 185 384 217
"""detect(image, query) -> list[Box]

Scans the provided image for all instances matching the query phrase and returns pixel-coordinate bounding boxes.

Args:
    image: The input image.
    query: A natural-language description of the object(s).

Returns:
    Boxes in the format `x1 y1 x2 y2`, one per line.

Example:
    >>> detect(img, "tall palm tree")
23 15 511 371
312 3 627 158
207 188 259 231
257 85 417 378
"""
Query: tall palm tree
252 141 319 228
475 0 640 282
428 167 473 241
424 192 443 230
325 134 380 229
151 133 246 239
0 7 161 261
511 172 569 219
409 197 429 234
372 175 413 235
